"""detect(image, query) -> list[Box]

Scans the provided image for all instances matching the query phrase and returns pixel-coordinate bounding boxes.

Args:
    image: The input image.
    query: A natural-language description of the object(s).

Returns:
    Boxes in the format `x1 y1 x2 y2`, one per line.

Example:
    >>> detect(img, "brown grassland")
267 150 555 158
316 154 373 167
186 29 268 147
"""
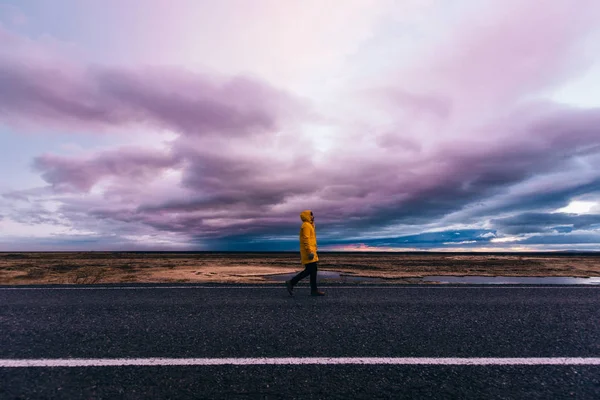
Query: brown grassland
1 252 599 285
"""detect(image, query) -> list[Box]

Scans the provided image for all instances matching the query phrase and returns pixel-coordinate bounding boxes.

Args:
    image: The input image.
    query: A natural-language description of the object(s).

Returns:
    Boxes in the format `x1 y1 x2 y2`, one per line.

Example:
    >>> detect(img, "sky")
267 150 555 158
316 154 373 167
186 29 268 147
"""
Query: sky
1 0 600 252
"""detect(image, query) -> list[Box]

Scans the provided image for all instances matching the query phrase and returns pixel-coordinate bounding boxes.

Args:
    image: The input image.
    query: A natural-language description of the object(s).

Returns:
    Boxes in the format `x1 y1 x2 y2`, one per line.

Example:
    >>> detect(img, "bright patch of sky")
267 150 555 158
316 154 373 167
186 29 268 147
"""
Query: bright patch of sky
555 200 599 215
551 62 600 108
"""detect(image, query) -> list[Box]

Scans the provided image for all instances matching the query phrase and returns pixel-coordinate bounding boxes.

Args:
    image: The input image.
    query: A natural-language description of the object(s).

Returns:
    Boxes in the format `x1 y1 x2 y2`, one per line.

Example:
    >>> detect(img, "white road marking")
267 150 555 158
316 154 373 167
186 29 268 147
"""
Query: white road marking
0 286 598 290
1 357 599 368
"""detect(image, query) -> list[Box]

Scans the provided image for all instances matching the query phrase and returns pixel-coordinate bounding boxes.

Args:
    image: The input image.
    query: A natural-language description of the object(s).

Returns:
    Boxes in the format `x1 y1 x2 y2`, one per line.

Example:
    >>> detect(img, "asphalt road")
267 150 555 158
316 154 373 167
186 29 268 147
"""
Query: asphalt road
1 284 599 399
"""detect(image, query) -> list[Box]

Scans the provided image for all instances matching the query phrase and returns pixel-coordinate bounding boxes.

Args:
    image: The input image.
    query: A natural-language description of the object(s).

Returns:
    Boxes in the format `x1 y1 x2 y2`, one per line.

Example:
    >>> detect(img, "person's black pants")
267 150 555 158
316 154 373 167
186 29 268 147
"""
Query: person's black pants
290 262 318 291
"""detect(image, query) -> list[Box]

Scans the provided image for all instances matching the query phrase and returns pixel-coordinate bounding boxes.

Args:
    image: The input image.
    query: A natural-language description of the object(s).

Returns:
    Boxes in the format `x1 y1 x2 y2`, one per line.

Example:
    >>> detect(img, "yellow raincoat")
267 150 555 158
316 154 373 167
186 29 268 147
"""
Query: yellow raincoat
299 210 318 264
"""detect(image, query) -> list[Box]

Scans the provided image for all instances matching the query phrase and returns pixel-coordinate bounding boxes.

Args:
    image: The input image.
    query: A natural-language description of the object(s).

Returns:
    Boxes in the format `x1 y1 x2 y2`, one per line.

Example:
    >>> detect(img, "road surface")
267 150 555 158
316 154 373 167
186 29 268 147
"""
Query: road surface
1 284 599 399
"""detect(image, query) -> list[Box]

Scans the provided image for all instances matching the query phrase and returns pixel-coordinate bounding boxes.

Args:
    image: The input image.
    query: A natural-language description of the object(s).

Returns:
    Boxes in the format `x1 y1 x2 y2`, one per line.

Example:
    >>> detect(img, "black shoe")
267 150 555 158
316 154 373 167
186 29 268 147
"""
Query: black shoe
285 280 294 296
311 290 325 296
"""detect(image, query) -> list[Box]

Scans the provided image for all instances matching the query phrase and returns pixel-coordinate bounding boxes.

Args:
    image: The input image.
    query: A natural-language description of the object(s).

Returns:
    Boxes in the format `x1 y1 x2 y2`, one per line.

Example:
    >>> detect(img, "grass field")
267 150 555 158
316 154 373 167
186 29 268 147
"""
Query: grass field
1 252 599 285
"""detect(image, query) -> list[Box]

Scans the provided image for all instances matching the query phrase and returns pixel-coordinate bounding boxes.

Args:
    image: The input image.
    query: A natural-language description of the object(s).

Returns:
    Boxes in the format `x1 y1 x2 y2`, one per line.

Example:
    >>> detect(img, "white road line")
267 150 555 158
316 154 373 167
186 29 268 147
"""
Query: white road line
0 286 598 290
1 357 599 368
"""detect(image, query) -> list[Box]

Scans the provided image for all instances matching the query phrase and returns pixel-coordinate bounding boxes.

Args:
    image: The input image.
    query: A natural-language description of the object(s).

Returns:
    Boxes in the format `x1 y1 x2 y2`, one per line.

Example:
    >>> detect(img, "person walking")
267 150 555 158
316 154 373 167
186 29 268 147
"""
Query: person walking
286 210 325 296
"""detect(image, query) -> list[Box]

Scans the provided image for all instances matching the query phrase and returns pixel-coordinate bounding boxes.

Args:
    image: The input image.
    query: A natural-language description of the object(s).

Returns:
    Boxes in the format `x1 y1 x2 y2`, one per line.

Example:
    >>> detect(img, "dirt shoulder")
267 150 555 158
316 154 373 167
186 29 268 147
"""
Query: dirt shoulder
1 252 599 285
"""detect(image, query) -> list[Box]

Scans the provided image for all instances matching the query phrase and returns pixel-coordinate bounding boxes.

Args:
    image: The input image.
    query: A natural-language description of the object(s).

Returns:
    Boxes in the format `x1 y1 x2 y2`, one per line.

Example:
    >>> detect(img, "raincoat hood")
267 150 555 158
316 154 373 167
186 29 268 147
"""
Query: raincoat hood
300 210 313 223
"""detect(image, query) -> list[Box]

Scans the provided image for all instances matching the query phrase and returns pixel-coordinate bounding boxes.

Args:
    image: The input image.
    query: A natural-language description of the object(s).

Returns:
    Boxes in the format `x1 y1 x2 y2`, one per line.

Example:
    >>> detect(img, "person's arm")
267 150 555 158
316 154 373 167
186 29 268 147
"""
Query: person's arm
301 224 315 259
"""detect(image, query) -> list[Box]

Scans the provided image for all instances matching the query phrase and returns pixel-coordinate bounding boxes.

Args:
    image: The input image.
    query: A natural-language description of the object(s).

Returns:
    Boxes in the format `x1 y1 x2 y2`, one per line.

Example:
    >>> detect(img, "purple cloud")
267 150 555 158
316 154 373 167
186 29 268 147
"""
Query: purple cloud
2 1 600 250
46 104 596 243
33 147 180 192
0 56 305 136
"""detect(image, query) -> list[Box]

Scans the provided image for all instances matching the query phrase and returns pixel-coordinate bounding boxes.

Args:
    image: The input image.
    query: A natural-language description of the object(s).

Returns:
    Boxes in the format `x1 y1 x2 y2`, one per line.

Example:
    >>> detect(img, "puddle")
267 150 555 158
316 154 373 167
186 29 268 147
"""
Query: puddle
265 272 600 285
421 276 600 285
265 271 382 282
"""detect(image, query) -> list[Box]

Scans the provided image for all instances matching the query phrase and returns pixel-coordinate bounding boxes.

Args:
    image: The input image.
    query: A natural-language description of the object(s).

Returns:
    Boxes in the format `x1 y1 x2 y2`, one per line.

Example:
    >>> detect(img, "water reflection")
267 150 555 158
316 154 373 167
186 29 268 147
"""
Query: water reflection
266 271 600 285
421 276 600 285
266 271 382 282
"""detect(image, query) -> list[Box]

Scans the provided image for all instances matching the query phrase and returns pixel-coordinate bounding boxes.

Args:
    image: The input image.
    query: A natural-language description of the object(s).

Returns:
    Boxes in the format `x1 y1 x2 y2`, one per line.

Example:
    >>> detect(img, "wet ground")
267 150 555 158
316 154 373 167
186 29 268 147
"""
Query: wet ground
422 275 600 285
2 252 600 285
265 271 600 285
265 270 383 282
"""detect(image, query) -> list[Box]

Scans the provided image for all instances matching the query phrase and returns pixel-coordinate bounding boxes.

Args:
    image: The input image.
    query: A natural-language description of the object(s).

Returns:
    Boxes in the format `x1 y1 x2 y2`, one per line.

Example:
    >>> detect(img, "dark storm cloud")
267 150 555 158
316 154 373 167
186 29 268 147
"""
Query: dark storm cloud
32 148 180 192
56 105 600 247
491 212 600 235
0 58 303 136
